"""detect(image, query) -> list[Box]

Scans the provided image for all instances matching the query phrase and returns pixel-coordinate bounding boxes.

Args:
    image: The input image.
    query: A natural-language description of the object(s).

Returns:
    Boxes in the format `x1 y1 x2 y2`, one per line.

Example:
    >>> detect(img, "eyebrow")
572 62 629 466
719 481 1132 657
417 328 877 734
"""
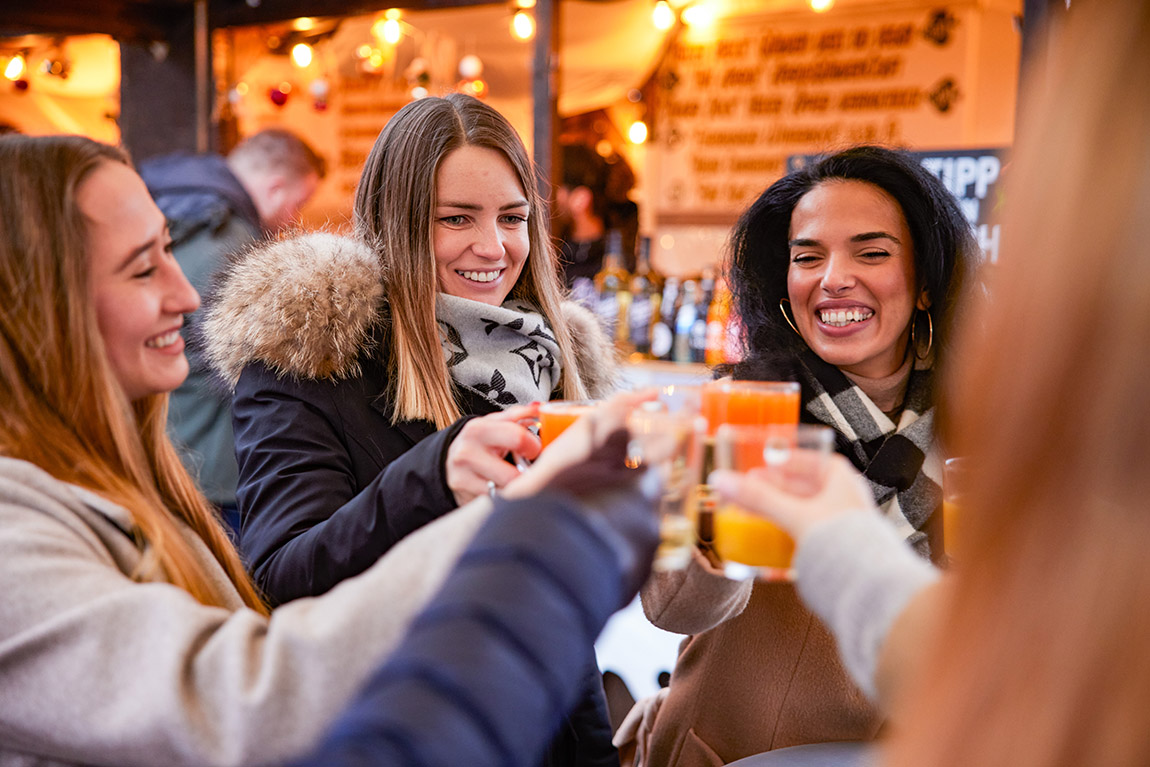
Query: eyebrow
788 231 902 248
114 226 170 273
437 199 530 211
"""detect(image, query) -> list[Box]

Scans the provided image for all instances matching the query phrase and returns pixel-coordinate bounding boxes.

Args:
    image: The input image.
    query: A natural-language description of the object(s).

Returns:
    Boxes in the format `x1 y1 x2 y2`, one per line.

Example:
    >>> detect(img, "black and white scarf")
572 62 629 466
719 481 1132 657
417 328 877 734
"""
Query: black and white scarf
435 293 562 409
797 351 943 556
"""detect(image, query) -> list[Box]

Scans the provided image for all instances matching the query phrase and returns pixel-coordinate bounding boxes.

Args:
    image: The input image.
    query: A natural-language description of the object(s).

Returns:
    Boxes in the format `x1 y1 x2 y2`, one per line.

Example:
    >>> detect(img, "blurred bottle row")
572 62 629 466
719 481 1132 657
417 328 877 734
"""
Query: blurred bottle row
569 230 743 366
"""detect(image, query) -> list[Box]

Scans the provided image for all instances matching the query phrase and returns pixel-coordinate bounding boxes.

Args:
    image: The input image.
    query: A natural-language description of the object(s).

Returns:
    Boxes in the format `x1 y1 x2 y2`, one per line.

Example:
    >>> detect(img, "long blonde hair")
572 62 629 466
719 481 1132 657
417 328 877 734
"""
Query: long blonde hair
888 4 1150 766
354 93 588 429
0 135 267 615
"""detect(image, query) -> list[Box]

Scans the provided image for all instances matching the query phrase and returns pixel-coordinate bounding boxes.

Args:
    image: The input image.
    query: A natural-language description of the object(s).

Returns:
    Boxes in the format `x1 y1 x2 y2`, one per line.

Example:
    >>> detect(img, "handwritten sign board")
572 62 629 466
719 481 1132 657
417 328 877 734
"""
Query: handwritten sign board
648 4 1017 224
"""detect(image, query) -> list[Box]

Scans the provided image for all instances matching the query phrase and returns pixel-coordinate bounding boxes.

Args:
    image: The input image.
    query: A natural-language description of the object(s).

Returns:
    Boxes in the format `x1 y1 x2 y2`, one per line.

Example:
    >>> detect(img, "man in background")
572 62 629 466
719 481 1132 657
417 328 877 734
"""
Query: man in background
139 129 325 534
554 143 610 295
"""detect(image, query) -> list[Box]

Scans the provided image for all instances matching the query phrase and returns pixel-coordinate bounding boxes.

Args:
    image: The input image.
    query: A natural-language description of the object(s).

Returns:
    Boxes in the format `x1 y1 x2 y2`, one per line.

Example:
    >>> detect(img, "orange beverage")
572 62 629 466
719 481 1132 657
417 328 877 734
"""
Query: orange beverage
712 508 794 569
538 401 597 448
942 458 969 563
943 500 962 562
700 380 800 436
712 423 833 580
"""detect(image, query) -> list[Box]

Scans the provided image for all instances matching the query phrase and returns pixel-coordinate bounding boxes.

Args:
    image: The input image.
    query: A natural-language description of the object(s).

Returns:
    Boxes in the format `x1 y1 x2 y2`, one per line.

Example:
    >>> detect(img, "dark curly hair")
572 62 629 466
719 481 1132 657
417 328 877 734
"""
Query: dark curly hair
726 145 977 380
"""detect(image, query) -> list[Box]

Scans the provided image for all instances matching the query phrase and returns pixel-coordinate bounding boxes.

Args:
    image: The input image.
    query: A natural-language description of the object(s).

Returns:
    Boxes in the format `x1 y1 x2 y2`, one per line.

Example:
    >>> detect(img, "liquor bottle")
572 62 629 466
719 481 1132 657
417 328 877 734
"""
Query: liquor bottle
627 236 660 358
591 230 631 344
705 277 731 366
673 280 698 364
688 269 714 363
650 276 680 361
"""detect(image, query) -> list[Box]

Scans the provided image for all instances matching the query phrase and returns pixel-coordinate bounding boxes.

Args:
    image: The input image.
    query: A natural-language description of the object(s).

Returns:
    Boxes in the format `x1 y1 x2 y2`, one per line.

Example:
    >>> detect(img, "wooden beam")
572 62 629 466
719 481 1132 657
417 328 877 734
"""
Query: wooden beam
209 0 503 28
0 2 172 42
532 0 559 204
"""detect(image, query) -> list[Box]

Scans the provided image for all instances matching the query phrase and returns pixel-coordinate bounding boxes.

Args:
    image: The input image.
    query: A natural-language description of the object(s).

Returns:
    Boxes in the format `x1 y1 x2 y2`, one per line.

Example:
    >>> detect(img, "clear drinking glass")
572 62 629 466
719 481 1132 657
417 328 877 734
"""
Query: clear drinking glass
712 423 834 581
626 406 707 572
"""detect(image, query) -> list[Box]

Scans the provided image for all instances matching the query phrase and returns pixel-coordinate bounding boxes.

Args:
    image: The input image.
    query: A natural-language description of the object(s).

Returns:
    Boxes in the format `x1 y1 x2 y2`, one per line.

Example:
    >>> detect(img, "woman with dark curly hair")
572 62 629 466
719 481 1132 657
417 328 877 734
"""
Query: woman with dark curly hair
619 146 978 767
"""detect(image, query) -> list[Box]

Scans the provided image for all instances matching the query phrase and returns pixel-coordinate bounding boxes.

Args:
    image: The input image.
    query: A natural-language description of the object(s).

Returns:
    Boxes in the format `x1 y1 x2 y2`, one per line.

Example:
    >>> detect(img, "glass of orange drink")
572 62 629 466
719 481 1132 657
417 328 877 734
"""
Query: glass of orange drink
700 380 801 436
942 457 968 565
538 400 599 448
712 423 834 581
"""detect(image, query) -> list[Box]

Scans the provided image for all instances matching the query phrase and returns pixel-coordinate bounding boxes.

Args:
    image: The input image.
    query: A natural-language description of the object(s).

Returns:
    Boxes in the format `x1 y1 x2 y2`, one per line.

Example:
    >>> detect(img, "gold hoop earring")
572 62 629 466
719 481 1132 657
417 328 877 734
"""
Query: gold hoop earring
912 310 934 360
779 299 800 336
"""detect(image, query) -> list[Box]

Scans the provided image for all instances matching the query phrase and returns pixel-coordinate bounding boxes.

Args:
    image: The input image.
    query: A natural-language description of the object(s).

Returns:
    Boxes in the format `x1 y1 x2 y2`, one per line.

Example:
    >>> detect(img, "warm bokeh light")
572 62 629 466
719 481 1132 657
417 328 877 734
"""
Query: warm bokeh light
595 140 613 158
291 17 317 31
356 44 373 59
4 54 26 81
382 18 402 45
628 120 649 144
810 0 834 11
235 81 249 95
290 43 313 68
511 10 535 40
681 2 715 28
652 0 675 31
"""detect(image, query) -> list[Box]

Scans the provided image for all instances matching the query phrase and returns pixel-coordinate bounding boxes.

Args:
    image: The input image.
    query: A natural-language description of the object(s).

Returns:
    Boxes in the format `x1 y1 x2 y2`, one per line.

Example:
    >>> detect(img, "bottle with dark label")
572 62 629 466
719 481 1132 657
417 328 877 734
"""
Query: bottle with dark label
650 276 680 361
591 230 631 345
673 280 698 364
627 237 660 358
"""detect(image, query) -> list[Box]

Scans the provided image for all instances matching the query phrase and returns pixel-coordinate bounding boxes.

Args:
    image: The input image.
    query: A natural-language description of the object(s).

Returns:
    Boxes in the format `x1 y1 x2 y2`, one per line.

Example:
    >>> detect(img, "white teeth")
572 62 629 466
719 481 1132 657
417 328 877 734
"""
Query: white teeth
459 270 501 283
819 308 873 327
146 330 181 349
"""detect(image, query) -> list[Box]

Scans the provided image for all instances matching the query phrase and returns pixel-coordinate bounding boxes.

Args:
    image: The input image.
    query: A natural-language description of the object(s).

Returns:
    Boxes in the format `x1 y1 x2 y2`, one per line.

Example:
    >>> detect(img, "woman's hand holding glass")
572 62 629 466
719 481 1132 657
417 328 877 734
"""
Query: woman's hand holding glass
446 403 542 505
502 390 657 500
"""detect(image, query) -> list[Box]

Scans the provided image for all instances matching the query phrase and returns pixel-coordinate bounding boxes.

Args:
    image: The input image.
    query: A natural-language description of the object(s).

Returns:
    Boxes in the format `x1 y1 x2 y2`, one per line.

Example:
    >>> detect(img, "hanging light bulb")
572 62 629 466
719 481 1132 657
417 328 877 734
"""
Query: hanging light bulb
4 53 26 81
511 10 535 40
290 43 313 68
372 10 404 45
652 1 675 31
383 18 402 44
809 0 834 10
628 120 649 145
681 2 715 28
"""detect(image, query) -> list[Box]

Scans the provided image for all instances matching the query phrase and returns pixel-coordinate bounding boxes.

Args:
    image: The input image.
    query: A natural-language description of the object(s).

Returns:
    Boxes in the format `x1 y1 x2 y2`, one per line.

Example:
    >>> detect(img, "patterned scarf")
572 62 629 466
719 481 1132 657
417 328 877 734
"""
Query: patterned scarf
435 293 562 409
797 351 943 556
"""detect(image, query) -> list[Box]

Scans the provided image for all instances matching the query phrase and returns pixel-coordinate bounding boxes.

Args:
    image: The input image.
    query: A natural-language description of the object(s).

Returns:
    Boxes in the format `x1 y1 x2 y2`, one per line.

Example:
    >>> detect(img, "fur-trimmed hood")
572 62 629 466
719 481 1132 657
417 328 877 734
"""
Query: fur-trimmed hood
201 232 620 397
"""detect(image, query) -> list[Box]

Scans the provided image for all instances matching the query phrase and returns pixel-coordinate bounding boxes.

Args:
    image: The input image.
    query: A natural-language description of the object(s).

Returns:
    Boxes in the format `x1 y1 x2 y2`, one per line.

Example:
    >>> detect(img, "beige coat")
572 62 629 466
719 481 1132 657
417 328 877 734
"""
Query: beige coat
0 456 494 767
617 552 880 766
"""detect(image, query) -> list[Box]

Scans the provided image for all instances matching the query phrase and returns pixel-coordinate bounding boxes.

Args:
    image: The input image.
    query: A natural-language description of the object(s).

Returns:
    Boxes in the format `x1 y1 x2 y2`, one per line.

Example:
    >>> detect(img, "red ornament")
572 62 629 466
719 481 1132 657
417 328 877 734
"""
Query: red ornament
13 79 29 92
312 99 328 112
269 86 288 106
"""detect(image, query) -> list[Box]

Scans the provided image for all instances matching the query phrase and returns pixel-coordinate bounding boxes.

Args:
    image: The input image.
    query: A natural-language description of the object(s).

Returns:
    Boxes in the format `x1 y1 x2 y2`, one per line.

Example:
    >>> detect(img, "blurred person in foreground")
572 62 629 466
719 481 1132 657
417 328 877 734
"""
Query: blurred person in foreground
618 145 976 766
138 129 325 531
706 3 1150 767
0 130 658 765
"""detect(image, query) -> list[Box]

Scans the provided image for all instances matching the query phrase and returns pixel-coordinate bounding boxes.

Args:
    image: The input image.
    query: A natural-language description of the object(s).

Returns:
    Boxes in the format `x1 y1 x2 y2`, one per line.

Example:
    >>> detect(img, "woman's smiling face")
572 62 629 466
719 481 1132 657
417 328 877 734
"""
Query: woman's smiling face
433 144 530 306
786 179 928 379
81 161 201 401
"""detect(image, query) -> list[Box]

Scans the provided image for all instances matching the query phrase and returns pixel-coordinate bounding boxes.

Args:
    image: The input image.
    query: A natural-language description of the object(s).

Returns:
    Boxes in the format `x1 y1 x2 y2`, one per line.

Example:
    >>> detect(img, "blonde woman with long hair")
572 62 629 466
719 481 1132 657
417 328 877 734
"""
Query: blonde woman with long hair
202 93 620 766
709 3 1150 766
0 132 656 767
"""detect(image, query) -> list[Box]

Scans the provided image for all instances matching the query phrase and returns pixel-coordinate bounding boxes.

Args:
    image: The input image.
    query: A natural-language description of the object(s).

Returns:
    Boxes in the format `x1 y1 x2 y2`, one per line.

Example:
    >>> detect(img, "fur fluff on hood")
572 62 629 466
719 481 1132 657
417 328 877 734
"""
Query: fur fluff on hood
201 232 620 397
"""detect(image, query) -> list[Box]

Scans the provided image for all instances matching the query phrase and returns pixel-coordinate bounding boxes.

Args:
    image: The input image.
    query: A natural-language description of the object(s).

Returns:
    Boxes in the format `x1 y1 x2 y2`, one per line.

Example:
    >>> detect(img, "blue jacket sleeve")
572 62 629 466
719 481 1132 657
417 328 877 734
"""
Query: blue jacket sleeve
288 489 653 767
233 361 471 605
